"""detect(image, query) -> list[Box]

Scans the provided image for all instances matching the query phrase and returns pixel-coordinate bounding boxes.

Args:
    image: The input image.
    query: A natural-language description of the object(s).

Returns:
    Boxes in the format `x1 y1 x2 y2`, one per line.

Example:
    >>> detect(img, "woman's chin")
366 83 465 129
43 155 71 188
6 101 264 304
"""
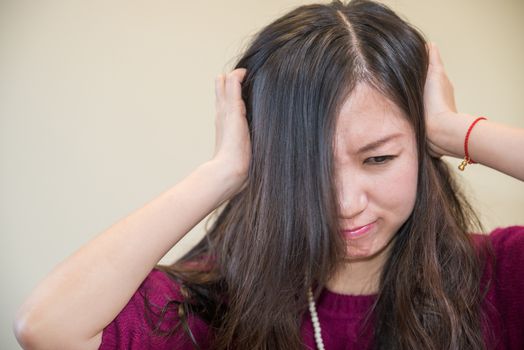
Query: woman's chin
345 249 376 262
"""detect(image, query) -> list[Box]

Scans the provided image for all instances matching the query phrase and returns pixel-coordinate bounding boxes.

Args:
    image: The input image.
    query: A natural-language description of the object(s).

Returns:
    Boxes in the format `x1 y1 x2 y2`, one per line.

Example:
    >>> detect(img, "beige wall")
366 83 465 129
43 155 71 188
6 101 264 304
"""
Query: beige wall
1 0 523 348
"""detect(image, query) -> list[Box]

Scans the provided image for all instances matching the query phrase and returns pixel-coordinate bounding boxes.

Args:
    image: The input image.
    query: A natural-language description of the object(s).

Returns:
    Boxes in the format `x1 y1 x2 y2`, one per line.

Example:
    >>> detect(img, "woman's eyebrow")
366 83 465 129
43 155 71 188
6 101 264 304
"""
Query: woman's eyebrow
356 133 403 154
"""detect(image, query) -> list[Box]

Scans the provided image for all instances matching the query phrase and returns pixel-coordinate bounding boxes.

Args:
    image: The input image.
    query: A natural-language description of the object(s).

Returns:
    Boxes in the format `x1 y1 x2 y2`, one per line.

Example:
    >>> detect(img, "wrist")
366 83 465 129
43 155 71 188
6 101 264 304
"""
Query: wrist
431 112 477 159
199 160 247 201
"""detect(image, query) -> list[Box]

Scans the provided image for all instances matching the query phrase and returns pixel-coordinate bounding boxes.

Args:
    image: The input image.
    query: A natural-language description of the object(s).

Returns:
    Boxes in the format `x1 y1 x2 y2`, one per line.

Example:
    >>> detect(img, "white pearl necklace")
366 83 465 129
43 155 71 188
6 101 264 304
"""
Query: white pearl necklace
307 287 325 350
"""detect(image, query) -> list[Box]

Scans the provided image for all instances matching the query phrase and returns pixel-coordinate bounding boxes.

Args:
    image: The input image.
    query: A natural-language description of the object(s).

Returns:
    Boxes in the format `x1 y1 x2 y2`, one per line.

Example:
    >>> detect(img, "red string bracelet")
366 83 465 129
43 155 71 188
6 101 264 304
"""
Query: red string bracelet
458 116 487 171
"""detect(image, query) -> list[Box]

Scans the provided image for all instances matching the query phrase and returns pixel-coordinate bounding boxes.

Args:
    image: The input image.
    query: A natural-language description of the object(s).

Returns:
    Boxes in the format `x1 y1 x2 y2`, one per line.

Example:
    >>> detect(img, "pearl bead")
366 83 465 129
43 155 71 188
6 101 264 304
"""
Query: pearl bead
308 287 325 350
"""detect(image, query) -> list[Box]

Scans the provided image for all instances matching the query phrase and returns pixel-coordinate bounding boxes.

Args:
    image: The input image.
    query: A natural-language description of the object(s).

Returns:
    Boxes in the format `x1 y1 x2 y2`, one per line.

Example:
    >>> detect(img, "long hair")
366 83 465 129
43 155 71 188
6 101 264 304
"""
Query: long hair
147 1 495 349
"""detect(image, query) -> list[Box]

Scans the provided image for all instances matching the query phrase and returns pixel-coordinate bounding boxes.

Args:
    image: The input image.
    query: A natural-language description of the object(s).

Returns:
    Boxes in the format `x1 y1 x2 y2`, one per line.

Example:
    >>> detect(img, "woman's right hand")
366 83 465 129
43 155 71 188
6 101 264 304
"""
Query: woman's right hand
212 68 251 191
13 68 253 350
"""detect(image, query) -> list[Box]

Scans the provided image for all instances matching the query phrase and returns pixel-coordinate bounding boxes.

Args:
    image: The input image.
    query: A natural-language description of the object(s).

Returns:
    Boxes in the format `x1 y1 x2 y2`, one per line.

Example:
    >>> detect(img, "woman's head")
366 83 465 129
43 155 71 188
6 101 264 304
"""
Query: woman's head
160 1 491 349
233 0 429 268
334 81 418 261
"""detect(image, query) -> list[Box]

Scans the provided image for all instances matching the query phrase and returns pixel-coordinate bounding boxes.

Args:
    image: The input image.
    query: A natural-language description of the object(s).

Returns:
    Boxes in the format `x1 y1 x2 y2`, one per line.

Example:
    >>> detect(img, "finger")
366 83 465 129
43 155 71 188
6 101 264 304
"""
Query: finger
231 68 248 81
226 69 247 97
428 42 445 68
215 74 225 107
225 68 247 109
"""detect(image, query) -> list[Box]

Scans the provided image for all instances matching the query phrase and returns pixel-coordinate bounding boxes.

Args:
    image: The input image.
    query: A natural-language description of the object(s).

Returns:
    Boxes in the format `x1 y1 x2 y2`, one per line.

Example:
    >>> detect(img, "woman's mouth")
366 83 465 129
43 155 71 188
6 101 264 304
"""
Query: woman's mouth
341 221 376 240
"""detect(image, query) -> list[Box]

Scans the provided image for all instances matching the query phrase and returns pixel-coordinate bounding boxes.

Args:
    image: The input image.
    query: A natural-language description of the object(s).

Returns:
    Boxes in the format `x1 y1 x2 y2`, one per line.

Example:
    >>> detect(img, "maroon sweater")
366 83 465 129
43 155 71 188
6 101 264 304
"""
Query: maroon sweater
100 226 524 349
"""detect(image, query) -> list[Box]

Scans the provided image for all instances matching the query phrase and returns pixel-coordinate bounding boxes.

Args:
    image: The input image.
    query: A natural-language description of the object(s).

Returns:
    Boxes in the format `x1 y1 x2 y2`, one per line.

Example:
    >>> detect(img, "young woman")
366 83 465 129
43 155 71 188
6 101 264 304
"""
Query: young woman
14 0 524 349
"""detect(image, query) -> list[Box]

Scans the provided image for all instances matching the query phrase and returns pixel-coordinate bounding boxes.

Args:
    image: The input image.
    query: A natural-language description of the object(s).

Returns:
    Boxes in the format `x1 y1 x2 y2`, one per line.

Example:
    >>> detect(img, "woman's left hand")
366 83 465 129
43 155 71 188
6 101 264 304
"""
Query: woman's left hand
423 43 524 181
423 42 459 158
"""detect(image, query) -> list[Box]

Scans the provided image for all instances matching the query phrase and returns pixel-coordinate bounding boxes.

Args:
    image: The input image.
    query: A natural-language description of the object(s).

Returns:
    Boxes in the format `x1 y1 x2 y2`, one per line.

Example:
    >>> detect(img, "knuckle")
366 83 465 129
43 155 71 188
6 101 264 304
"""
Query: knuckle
227 72 237 82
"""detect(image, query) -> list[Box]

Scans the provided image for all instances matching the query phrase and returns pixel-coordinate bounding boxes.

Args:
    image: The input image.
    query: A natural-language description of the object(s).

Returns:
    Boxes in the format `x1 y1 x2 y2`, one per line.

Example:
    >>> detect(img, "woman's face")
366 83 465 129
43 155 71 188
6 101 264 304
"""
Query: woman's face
334 82 419 261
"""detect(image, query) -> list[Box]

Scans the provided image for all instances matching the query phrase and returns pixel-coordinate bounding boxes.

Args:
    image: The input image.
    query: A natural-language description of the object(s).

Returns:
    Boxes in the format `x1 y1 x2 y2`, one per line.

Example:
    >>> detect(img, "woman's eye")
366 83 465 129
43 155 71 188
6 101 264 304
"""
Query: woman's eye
364 155 396 165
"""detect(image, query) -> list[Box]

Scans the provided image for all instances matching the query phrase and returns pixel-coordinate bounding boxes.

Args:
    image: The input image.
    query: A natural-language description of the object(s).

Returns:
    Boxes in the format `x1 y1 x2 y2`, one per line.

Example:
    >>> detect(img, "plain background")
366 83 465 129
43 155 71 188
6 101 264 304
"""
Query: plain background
1 0 523 348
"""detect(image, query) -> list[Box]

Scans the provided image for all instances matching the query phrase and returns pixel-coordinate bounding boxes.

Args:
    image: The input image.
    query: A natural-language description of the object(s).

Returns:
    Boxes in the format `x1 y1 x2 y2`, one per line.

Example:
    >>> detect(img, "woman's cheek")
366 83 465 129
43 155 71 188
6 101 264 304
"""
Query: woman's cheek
381 159 418 214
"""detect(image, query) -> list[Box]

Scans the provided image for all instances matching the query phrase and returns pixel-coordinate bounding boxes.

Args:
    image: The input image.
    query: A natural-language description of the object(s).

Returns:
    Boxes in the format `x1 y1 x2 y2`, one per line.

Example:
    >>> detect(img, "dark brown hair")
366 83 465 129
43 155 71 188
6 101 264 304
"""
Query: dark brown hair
147 0 495 348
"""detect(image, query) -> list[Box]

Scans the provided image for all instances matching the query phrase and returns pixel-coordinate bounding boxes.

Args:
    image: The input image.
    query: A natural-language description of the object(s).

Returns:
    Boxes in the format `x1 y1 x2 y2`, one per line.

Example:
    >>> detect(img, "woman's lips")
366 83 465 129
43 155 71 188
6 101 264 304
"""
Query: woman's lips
341 221 376 239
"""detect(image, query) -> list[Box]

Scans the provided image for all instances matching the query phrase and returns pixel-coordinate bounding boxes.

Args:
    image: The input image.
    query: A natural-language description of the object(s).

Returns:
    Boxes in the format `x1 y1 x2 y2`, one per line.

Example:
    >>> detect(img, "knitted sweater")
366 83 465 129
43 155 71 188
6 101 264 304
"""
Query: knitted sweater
100 226 524 349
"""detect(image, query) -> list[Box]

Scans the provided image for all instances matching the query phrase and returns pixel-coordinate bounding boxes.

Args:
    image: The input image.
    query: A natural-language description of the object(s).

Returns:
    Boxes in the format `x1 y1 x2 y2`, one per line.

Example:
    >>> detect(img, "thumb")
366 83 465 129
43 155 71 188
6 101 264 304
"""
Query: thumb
427 42 445 69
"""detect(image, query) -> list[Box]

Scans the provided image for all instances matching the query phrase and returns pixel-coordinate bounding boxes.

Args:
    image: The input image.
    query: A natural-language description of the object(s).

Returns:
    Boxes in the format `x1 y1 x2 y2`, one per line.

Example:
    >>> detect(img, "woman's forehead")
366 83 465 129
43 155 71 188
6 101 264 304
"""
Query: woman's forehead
334 82 412 142
337 82 405 123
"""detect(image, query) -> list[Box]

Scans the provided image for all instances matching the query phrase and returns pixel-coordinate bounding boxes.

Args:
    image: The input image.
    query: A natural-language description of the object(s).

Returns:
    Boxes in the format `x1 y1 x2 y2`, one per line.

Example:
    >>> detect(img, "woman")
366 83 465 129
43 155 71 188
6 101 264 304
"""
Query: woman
14 0 524 349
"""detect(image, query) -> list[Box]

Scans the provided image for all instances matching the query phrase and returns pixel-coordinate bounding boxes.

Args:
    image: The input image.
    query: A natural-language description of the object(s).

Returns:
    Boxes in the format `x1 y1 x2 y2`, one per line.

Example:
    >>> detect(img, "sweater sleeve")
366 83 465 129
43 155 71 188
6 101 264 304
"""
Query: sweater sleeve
488 225 524 349
99 268 212 350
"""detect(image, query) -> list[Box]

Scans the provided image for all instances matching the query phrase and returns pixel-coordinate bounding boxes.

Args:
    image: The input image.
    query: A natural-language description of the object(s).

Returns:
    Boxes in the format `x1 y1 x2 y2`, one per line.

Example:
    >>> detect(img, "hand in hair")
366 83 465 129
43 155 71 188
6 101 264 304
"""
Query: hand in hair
13 69 252 350
423 41 458 159
423 43 524 181
212 68 251 192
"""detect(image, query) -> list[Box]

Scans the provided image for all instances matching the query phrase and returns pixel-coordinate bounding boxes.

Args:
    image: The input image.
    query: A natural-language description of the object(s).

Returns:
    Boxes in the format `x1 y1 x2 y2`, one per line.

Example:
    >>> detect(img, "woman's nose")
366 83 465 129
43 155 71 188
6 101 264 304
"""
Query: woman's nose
337 176 369 220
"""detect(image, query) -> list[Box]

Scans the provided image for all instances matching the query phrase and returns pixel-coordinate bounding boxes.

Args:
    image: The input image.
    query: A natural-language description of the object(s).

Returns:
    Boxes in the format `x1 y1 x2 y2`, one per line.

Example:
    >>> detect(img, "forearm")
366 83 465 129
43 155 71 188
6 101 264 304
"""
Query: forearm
436 113 524 181
14 160 241 348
